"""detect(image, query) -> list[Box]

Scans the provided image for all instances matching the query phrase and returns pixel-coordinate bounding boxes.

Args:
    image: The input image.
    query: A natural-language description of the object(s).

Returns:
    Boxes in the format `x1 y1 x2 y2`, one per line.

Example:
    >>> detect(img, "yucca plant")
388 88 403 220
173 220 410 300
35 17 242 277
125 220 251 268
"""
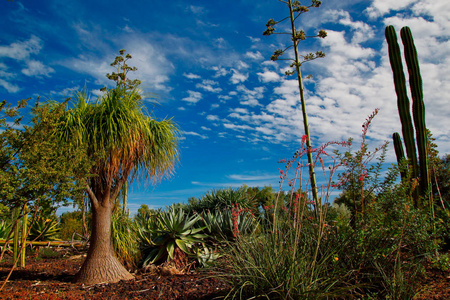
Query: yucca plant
138 206 208 269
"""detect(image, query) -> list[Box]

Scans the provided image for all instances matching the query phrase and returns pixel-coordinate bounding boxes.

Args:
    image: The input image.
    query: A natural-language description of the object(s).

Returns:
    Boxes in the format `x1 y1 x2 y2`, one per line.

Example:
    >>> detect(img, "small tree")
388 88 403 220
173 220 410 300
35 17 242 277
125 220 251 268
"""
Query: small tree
0 100 90 289
59 50 179 284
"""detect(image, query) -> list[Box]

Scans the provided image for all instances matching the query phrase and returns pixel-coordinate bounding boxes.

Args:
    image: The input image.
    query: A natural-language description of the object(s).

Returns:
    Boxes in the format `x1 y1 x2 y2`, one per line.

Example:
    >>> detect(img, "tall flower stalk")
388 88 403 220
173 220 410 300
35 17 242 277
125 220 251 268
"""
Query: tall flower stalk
264 0 327 205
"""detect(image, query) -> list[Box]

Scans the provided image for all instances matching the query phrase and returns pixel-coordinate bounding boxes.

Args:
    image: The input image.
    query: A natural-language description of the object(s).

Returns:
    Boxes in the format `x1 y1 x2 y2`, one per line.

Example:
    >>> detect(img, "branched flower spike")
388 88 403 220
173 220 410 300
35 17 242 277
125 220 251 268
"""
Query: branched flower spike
263 0 327 207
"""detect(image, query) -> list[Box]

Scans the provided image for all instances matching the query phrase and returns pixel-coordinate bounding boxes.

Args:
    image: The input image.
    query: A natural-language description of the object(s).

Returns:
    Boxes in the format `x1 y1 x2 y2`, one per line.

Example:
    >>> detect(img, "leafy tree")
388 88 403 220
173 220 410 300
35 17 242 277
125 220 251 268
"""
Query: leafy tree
0 99 90 279
0 100 89 211
58 50 179 284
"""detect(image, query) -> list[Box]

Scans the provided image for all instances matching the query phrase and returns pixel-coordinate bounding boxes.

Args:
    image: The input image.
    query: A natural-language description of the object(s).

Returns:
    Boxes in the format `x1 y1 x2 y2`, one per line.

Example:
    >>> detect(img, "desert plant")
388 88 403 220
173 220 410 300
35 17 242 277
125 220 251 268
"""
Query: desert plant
199 207 257 243
28 214 60 241
386 25 431 205
217 127 354 299
137 206 208 269
263 0 327 205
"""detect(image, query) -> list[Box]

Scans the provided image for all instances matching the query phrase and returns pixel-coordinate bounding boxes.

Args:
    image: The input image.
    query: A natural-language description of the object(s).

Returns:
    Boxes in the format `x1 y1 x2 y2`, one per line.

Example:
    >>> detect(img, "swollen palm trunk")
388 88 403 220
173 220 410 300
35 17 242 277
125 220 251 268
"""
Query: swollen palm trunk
74 201 134 284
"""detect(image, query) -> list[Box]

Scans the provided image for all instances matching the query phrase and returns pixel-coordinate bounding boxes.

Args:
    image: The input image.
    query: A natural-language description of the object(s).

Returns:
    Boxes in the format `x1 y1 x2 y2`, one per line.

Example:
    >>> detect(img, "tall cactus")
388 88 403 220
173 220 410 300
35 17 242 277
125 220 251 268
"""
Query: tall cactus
385 25 431 204
401 27 430 199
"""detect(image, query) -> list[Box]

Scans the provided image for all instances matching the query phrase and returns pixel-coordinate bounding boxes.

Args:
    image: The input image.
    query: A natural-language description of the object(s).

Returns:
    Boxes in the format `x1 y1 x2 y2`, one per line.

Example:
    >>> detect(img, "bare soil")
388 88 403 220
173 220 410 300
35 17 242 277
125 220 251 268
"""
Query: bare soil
0 249 449 299
0 250 230 300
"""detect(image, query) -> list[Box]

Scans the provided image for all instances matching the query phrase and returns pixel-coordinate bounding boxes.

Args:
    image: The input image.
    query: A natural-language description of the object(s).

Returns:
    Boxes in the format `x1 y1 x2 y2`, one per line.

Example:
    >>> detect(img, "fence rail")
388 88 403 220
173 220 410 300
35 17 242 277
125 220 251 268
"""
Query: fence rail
0 240 87 248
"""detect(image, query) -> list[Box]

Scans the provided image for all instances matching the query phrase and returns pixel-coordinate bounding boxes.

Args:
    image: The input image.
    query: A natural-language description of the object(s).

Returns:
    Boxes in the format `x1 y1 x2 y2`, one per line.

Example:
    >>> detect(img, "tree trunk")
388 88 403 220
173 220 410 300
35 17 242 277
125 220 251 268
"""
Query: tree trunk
74 199 134 284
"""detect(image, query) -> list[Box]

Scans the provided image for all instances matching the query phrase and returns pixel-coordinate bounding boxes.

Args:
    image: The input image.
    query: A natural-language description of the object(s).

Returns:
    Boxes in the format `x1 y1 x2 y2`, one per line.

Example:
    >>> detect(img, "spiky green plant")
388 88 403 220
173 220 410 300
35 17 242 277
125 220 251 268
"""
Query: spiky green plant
200 208 256 242
28 214 60 241
137 206 208 268
385 25 431 205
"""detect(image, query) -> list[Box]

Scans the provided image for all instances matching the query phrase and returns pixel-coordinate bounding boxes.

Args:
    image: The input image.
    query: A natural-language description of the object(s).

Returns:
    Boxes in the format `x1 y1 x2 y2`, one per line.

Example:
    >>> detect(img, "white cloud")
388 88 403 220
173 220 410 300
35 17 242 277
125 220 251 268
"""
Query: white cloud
257 69 281 83
0 79 20 93
21 60 54 77
206 115 219 121
0 35 54 91
212 66 228 77
326 10 375 43
183 131 208 139
188 5 206 15
183 72 201 79
245 51 263 60
182 90 203 104
230 69 249 84
0 35 42 60
227 174 276 181
196 79 222 93
63 36 173 91
365 0 418 19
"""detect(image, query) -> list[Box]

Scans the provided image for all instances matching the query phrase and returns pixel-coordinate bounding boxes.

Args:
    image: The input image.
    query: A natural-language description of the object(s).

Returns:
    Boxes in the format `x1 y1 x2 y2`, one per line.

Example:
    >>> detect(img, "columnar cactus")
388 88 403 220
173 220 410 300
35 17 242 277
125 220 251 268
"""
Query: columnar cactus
385 25 431 204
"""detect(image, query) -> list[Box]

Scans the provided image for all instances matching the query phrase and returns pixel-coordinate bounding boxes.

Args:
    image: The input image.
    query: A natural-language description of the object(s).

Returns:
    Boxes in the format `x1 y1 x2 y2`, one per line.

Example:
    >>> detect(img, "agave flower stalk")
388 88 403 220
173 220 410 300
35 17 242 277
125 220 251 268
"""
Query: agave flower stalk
264 0 326 207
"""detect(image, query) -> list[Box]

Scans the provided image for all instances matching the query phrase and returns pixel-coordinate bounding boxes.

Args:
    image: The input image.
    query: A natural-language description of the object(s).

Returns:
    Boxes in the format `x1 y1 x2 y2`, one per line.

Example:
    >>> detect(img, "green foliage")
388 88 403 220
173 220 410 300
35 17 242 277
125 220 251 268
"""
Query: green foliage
185 187 255 213
137 206 208 268
431 253 450 272
199 208 256 242
102 49 142 92
58 211 86 240
333 110 391 220
0 100 90 212
35 247 63 260
111 209 140 270
0 220 11 240
220 217 354 300
28 214 60 241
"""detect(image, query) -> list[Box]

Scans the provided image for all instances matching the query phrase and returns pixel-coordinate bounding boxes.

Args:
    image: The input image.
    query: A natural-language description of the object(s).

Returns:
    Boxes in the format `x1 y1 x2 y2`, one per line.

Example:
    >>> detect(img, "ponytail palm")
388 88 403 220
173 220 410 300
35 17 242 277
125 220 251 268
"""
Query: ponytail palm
61 87 178 284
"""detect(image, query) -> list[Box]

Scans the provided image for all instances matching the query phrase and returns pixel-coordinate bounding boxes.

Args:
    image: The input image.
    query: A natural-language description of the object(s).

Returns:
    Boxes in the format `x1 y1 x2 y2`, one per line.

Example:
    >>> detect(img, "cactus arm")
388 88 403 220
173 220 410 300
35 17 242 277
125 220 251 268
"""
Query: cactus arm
393 132 407 181
400 26 430 198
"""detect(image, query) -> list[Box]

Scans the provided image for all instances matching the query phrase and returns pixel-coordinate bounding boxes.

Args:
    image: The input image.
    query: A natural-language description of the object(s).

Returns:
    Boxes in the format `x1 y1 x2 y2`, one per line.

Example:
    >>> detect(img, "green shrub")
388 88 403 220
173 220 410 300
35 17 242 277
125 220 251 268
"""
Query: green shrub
185 187 256 214
111 209 140 270
59 217 83 240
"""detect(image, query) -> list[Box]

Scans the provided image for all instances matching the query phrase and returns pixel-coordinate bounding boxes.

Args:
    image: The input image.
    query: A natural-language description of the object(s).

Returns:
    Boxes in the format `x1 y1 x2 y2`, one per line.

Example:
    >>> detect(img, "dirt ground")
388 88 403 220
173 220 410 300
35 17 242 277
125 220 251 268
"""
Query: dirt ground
0 249 449 299
0 250 230 300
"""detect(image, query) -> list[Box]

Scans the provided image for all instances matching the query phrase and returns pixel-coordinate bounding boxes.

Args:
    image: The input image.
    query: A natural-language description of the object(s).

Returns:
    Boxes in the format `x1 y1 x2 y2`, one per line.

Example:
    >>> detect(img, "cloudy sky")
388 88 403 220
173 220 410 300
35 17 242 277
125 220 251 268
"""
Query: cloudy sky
1 0 449 214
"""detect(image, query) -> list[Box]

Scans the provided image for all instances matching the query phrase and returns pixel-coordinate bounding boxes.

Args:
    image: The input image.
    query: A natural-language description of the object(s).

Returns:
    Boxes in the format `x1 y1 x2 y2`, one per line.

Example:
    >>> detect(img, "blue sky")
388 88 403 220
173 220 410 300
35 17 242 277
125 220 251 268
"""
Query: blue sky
1 0 449 215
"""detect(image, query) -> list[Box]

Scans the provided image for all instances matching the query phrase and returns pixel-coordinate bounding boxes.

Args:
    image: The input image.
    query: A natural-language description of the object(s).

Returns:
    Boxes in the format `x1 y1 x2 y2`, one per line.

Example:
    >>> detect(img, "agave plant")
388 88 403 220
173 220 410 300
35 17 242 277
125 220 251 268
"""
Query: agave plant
137 206 208 268
28 215 60 241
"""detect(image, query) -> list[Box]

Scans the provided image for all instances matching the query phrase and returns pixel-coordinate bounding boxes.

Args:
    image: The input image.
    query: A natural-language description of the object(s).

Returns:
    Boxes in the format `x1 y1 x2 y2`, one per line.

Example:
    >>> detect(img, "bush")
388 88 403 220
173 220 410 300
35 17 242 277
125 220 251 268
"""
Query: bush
111 209 140 270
